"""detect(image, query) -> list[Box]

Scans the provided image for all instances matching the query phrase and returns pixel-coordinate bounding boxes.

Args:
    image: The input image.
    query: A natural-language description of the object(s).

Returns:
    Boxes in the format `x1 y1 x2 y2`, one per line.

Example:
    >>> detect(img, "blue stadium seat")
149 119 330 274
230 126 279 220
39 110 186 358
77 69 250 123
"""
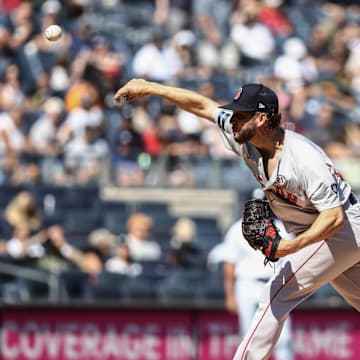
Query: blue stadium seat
63 209 103 234
120 274 161 299
60 186 100 210
58 270 91 300
90 271 128 299
195 268 225 300
132 202 170 219
157 268 209 300
102 212 128 235
97 200 129 215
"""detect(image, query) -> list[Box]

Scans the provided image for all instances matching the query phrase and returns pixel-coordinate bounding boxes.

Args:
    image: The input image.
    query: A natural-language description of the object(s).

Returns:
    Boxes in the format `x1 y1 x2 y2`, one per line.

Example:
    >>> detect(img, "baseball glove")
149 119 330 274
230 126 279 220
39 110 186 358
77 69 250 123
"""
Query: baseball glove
242 199 280 264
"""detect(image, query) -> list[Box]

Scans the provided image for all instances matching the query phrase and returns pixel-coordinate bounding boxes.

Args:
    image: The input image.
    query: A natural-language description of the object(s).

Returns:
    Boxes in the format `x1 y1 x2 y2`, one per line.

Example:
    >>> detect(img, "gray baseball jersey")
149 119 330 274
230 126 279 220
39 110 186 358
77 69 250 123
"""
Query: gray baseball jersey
213 108 360 360
214 108 351 234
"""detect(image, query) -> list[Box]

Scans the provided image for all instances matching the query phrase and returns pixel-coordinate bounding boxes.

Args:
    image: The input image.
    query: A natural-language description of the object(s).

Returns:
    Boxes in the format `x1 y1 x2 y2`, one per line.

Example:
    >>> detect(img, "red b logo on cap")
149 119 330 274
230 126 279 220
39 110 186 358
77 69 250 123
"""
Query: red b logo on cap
234 87 243 100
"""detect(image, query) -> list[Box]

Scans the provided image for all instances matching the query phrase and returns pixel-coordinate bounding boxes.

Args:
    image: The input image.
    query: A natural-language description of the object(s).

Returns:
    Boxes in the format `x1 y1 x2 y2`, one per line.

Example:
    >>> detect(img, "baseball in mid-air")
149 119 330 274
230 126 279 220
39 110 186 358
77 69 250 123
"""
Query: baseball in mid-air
44 24 62 41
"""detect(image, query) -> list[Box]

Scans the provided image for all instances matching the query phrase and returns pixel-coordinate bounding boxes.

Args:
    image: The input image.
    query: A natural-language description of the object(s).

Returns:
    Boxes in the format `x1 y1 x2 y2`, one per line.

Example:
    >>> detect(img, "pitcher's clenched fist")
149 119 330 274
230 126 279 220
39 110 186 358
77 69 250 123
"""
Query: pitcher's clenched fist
114 79 150 103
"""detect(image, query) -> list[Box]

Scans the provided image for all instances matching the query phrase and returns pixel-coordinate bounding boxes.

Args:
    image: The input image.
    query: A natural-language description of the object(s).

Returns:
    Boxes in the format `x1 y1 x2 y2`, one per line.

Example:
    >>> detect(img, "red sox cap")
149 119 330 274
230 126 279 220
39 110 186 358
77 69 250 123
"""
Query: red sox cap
220 84 279 115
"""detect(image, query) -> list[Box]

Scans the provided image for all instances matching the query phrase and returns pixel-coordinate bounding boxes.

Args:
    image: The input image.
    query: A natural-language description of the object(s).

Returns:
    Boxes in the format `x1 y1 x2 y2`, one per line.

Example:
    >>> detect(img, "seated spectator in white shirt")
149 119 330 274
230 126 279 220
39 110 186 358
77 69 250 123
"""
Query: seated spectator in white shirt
63 125 109 184
29 97 64 156
230 3 275 65
0 107 27 156
57 93 103 145
105 241 142 277
124 213 162 262
6 225 45 261
132 29 190 81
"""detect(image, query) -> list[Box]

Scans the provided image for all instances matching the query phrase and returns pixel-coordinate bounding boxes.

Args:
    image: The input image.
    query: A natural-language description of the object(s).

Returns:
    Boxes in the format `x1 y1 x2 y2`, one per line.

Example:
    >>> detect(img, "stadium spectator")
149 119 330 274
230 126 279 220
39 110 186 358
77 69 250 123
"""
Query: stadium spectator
303 102 348 154
111 114 146 187
0 64 25 110
257 0 293 39
132 29 186 82
87 34 125 97
88 228 118 264
3 225 45 263
35 225 85 273
0 106 28 160
63 124 109 184
105 240 143 276
58 89 104 145
6 1 34 51
0 191 42 240
0 0 357 192
0 0 359 305
38 227 113 277
273 37 317 89
0 25 13 81
124 212 162 262
166 217 203 268
193 0 238 72
230 0 275 67
29 97 64 156
152 0 192 35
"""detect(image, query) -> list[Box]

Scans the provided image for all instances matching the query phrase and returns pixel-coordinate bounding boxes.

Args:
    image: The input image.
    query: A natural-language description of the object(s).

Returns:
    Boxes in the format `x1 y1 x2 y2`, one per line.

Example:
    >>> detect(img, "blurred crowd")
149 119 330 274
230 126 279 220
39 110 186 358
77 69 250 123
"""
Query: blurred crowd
0 0 359 189
0 188 217 301
0 0 358 304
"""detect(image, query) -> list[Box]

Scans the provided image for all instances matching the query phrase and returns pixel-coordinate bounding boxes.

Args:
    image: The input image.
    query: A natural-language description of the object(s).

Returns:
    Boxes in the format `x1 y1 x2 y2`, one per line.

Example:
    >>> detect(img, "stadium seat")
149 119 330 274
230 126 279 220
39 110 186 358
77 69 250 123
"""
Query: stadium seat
196 268 225 300
102 212 128 235
157 268 209 300
0 257 21 300
42 210 66 227
65 233 89 250
35 185 67 213
120 274 161 299
17 277 51 300
90 271 128 299
136 260 170 276
0 185 25 208
63 209 103 234
132 202 171 220
58 270 91 300
221 160 258 190
190 217 221 235
97 200 129 215
61 186 100 209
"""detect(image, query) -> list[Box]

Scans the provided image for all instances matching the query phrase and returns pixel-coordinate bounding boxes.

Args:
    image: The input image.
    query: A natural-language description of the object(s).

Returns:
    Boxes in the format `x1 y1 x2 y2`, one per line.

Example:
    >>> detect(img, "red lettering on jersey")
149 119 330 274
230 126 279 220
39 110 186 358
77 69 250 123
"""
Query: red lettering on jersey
287 193 298 204
274 186 285 197
273 186 298 205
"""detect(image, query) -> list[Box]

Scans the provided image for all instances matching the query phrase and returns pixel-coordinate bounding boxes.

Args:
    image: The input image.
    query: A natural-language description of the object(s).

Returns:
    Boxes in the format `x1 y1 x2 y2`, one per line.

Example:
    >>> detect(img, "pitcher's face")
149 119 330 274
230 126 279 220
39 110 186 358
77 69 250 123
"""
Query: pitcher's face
230 112 258 144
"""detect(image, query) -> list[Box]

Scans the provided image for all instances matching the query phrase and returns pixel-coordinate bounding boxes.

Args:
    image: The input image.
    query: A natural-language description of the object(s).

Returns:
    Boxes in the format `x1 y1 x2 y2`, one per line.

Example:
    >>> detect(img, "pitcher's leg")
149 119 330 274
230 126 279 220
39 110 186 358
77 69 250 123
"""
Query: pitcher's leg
232 260 314 360
273 316 294 360
232 237 360 360
331 262 360 311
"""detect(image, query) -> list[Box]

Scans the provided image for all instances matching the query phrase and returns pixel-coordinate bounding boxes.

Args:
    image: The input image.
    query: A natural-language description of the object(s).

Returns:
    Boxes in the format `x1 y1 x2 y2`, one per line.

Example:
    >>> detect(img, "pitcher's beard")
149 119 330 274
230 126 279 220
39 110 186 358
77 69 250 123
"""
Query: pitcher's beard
233 126 256 144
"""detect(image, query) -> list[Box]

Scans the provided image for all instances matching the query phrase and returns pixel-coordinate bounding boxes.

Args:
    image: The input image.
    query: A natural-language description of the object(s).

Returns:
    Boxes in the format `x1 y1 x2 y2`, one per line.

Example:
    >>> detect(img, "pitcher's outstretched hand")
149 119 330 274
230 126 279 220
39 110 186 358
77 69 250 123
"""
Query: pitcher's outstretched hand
114 79 149 103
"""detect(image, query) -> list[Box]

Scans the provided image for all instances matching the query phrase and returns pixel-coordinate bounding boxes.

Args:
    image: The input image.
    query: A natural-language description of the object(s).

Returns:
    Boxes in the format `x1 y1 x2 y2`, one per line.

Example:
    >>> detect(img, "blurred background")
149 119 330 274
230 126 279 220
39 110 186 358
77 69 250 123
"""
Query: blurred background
0 0 359 359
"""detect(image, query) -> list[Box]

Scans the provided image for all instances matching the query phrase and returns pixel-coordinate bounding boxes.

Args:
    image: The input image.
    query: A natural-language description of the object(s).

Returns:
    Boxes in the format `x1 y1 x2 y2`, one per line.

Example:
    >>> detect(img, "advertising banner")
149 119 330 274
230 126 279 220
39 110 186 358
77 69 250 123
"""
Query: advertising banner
1 308 359 360
0 310 193 360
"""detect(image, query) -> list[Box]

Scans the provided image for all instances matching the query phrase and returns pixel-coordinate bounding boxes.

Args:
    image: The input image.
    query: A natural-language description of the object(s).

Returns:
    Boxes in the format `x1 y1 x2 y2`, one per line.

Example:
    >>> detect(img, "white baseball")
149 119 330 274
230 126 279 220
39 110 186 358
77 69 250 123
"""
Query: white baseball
44 25 62 41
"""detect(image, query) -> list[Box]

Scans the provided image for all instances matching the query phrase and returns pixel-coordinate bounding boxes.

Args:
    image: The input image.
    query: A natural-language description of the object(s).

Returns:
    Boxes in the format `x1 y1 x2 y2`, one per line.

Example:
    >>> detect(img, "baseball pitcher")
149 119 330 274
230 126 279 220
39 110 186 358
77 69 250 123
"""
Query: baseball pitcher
114 79 360 360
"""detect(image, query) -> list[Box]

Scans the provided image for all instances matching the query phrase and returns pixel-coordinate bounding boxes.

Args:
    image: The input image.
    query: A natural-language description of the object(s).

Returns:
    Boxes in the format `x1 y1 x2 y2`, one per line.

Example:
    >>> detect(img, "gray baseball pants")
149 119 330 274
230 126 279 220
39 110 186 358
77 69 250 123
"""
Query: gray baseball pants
232 199 360 360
